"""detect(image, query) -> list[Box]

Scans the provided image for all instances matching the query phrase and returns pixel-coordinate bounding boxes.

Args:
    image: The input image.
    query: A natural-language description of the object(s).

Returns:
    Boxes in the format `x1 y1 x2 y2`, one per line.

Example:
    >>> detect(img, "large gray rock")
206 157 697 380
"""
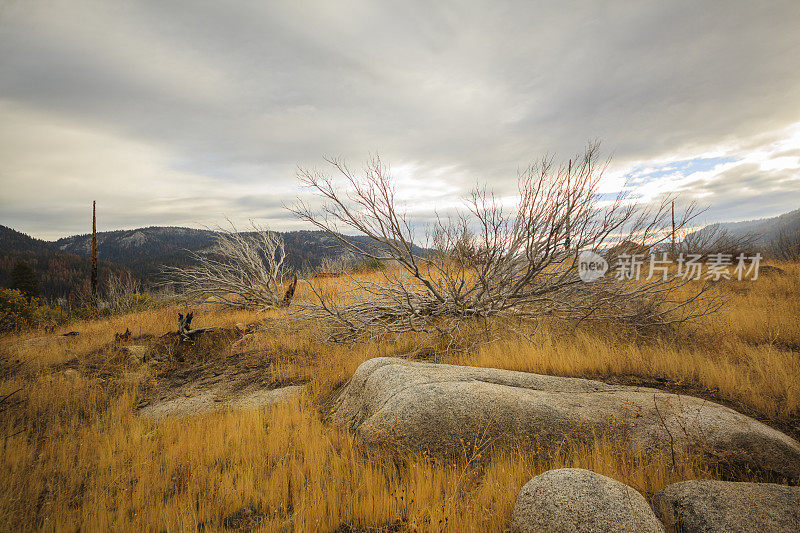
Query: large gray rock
512 468 664 532
333 358 800 479
654 479 800 532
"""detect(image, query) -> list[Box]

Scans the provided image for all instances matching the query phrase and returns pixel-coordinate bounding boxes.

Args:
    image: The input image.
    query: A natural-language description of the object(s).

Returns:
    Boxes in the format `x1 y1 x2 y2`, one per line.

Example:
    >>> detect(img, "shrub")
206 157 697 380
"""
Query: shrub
0 288 45 333
108 292 160 314
768 229 800 262
350 258 385 273
70 305 112 322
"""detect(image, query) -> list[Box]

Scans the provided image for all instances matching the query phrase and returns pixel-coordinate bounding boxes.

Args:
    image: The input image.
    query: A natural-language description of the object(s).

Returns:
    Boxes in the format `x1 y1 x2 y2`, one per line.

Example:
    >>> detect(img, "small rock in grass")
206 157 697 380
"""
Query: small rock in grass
62 369 80 381
122 345 149 363
512 468 664 532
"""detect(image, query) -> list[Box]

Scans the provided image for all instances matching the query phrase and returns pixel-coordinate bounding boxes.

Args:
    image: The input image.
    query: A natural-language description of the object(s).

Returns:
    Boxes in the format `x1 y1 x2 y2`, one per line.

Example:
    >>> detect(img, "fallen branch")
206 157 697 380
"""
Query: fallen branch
0 388 22 415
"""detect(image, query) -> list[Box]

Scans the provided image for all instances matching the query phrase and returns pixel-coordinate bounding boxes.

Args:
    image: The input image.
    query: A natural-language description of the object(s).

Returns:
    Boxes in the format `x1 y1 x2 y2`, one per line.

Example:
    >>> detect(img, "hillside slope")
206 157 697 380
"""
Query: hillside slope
715 208 800 246
0 225 129 301
2 223 429 299
55 227 219 283
55 227 427 282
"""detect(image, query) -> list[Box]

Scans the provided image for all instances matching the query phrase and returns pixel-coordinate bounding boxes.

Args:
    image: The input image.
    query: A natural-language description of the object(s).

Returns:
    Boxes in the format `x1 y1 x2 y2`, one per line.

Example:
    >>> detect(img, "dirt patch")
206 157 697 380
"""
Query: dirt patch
139 385 304 418
130 325 309 418
150 328 242 363
333 520 407 533
137 352 307 418
196 503 291 531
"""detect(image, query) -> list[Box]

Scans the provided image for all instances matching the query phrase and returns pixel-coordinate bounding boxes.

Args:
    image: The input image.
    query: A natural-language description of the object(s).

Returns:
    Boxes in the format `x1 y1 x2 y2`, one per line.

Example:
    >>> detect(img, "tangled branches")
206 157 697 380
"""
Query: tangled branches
166 221 292 310
290 145 719 342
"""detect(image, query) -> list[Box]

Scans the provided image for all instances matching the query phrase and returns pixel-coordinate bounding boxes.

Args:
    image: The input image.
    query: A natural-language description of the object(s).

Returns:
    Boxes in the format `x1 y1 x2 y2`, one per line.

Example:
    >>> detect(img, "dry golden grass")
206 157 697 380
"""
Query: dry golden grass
1 262 798 531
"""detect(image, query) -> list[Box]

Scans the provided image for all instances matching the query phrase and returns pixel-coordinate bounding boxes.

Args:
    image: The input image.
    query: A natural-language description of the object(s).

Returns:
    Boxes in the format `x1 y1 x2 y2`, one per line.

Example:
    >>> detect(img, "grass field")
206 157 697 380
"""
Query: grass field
1 262 798 531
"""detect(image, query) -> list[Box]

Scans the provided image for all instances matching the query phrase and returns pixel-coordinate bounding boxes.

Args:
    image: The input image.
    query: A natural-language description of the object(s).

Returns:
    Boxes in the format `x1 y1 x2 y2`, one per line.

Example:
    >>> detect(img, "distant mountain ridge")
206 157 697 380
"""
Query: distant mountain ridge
55 226 220 282
53 226 424 283
710 208 800 245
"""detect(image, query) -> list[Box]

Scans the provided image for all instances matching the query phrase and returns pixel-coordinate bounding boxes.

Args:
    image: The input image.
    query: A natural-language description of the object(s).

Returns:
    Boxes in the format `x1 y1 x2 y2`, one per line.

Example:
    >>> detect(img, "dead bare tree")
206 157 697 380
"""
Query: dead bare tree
318 252 357 275
105 271 142 313
677 224 756 259
768 229 800 262
290 145 719 343
91 201 98 307
165 221 293 310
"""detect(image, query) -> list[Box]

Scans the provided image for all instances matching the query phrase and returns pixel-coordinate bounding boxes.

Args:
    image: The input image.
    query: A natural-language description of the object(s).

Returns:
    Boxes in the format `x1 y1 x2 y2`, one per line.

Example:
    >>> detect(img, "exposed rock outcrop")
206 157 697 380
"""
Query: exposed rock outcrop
333 358 800 479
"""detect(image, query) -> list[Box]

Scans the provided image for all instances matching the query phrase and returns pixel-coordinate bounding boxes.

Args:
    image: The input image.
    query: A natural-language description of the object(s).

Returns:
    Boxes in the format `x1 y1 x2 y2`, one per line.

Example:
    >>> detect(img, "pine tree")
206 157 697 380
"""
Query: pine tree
11 260 39 301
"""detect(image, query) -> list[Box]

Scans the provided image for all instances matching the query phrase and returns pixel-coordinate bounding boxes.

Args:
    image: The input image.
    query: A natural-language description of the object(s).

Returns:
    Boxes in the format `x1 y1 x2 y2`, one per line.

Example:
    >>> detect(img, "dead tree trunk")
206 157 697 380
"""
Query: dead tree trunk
91 201 98 307
177 312 216 342
280 275 298 307
177 312 193 338
671 200 676 256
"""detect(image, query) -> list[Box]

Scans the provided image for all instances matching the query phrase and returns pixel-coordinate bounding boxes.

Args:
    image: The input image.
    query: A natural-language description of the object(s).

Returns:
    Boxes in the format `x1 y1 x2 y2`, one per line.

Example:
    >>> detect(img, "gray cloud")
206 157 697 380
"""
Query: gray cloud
1 0 799 239
677 164 800 222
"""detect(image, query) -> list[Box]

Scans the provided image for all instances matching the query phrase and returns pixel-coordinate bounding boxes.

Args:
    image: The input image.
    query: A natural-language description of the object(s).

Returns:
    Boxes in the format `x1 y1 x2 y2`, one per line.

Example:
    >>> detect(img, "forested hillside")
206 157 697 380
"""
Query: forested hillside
2 224 427 300
0 225 129 302
55 227 426 281
715 208 800 246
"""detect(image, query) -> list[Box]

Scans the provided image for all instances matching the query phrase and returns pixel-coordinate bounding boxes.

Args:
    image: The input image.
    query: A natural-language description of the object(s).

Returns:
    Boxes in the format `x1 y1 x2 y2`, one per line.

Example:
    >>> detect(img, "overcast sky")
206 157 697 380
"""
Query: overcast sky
1 0 799 240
